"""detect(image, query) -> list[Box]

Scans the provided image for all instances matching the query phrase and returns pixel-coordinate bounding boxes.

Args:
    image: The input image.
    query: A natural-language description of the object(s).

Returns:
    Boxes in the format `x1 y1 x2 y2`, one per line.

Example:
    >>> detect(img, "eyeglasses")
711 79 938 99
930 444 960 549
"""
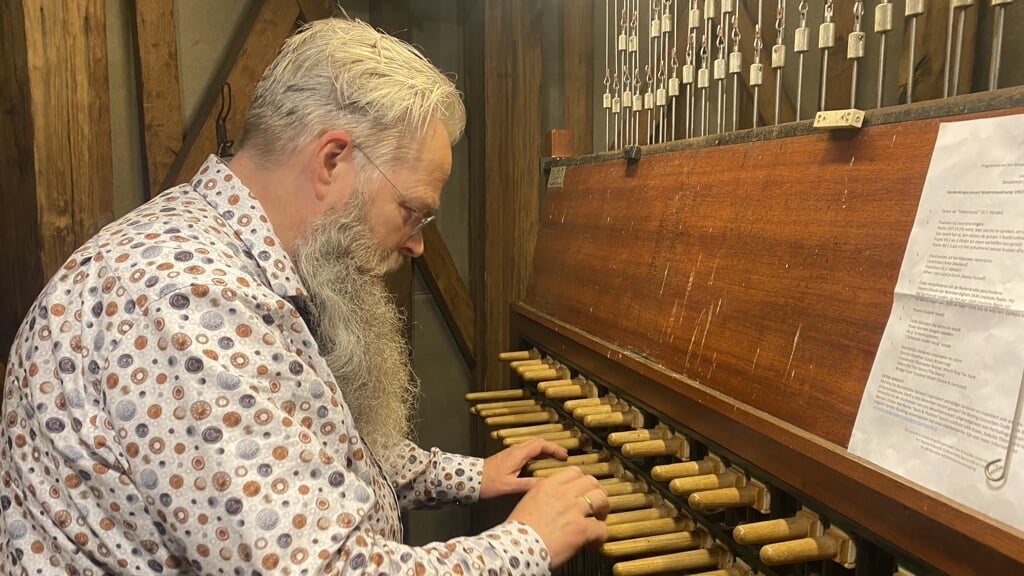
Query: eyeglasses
354 144 437 240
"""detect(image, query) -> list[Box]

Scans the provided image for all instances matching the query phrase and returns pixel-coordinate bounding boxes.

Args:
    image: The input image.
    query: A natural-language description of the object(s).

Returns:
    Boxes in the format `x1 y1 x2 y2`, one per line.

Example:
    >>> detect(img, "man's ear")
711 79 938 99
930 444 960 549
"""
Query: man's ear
311 129 356 203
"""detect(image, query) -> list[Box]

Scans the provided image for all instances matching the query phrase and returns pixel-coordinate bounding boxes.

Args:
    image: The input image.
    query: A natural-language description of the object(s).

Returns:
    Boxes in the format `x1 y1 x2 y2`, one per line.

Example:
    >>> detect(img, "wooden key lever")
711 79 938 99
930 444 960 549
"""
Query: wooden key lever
651 454 724 481
537 376 587 393
525 451 605 473
606 425 673 447
667 463 740 495
601 526 709 558
733 508 822 546
522 365 572 382
620 433 691 460
514 358 557 376
606 515 694 541
687 476 771 514
545 379 599 400
465 389 528 402
490 423 564 440
611 542 731 576
483 408 559 427
497 349 540 361
584 406 645 428
469 398 537 414
604 502 678 527
759 525 857 569
474 402 544 418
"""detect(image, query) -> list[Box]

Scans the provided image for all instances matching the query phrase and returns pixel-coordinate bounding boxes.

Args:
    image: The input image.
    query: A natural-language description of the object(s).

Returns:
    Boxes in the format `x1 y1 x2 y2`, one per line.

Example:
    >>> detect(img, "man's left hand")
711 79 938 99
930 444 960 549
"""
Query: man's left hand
480 438 568 499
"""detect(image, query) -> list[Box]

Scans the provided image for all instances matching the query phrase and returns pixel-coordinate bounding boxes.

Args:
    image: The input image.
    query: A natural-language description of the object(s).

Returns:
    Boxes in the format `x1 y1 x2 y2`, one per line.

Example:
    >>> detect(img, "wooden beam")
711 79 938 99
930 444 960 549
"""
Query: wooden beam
160 0 299 190
462 0 486 391
414 226 476 368
480 1 545 391
1 0 114 371
296 0 333 22
564 0 593 155
132 0 183 197
0 0 44 365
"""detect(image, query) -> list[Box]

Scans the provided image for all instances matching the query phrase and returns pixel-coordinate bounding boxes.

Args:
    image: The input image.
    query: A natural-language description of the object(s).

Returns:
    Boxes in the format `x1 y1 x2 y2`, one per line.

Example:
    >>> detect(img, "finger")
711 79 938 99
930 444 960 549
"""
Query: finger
515 438 568 462
583 517 609 546
582 488 610 520
544 465 586 485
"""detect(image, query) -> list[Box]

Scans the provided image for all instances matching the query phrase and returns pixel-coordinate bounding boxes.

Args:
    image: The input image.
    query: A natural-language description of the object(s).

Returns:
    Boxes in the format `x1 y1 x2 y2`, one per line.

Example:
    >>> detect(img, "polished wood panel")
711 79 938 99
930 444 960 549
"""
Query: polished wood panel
528 89 1024 447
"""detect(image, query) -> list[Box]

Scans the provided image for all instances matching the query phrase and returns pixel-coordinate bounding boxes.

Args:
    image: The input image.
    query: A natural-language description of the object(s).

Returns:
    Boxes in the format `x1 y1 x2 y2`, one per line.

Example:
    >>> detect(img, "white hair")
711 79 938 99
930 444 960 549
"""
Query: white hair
240 17 465 168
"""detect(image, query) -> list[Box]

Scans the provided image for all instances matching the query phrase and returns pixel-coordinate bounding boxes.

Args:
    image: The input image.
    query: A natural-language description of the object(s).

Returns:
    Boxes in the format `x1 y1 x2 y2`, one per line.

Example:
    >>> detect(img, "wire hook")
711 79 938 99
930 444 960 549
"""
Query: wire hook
216 82 235 159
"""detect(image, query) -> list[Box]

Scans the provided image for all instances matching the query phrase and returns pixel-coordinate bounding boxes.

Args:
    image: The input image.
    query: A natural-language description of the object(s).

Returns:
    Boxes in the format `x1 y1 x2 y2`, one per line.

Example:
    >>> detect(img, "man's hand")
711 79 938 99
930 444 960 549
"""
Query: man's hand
480 438 568 499
506 466 610 568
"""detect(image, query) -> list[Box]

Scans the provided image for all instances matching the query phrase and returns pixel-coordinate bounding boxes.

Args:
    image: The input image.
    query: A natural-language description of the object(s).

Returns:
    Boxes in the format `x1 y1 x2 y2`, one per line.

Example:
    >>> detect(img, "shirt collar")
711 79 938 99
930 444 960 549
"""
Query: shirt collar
189 155 308 299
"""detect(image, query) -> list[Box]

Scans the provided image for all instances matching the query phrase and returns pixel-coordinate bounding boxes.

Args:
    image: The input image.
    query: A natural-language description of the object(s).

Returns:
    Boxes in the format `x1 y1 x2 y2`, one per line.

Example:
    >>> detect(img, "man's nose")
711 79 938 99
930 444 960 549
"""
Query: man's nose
398 230 425 258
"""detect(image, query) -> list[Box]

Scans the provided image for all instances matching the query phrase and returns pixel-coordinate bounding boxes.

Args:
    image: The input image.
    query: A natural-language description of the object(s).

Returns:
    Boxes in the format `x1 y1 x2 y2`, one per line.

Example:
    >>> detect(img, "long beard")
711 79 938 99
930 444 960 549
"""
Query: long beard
294 197 416 454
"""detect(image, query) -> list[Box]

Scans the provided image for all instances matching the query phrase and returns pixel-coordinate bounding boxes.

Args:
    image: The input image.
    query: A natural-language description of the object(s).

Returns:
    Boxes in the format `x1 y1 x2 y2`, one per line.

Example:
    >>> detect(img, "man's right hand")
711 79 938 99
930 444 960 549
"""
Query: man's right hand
505 466 610 568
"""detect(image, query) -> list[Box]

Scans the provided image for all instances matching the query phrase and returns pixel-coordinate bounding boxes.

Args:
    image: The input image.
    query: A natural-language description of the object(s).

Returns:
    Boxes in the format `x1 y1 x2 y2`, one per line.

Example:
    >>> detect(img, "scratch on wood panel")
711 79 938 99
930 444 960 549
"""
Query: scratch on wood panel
708 257 718 286
708 352 717 379
681 269 695 321
842 189 848 208
662 300 680 344
684 308 707 370
697 306 712 367
659 264 670 295
752 347 760 373
849 156 856 166
716 298 722 316
891 134 898 149
786 323 802 380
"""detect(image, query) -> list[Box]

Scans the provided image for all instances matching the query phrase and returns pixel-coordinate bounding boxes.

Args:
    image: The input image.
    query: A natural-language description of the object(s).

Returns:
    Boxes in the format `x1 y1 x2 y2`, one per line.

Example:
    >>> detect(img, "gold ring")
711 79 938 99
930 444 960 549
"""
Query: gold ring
582 494 596 516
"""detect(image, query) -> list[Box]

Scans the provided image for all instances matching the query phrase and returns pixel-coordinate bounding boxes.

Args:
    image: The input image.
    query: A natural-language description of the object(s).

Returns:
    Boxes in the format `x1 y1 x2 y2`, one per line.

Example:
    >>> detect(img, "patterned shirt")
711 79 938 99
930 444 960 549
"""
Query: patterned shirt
0 156 550 575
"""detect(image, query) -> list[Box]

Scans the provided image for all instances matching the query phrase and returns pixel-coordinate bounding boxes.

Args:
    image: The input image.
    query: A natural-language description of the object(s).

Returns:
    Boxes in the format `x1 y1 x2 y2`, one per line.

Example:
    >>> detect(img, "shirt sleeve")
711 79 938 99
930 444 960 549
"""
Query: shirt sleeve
376 440 486 510
107 287 551 575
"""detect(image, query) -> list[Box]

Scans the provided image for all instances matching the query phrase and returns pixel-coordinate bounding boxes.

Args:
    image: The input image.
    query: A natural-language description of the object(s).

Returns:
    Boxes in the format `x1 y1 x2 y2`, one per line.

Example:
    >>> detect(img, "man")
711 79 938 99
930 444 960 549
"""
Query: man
0 17 608 575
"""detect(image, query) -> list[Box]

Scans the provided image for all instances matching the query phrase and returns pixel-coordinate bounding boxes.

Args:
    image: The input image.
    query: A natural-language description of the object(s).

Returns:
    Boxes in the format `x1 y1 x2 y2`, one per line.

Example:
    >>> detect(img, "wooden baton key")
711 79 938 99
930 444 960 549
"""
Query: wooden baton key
733 508 822 546
759 525 857 569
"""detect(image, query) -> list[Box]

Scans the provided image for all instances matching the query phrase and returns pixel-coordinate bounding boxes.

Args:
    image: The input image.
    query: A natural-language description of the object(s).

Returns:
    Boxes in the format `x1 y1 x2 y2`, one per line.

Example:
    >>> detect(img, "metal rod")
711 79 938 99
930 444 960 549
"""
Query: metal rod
944 0 954 97
989 1 1010 90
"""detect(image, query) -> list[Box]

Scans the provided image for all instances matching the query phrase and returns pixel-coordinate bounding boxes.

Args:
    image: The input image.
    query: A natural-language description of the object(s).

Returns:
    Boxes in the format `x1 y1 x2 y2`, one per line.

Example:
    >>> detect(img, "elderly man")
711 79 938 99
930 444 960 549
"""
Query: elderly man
0 17 607 575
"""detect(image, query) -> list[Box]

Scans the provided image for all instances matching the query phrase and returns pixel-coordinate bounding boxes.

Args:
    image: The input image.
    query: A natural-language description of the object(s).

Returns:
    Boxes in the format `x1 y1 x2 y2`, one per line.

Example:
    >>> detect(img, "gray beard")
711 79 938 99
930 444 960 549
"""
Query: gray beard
294 197 416 455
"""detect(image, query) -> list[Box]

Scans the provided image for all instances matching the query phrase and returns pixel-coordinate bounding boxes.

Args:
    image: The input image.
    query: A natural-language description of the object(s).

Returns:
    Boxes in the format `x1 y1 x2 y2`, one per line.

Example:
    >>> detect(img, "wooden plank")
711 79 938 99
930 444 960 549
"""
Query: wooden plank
160 0 298 190
563 0 593 156
481 0 545 392
0 0 44 367
414 226 476 369
132 0 183 197
32 0 114 276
